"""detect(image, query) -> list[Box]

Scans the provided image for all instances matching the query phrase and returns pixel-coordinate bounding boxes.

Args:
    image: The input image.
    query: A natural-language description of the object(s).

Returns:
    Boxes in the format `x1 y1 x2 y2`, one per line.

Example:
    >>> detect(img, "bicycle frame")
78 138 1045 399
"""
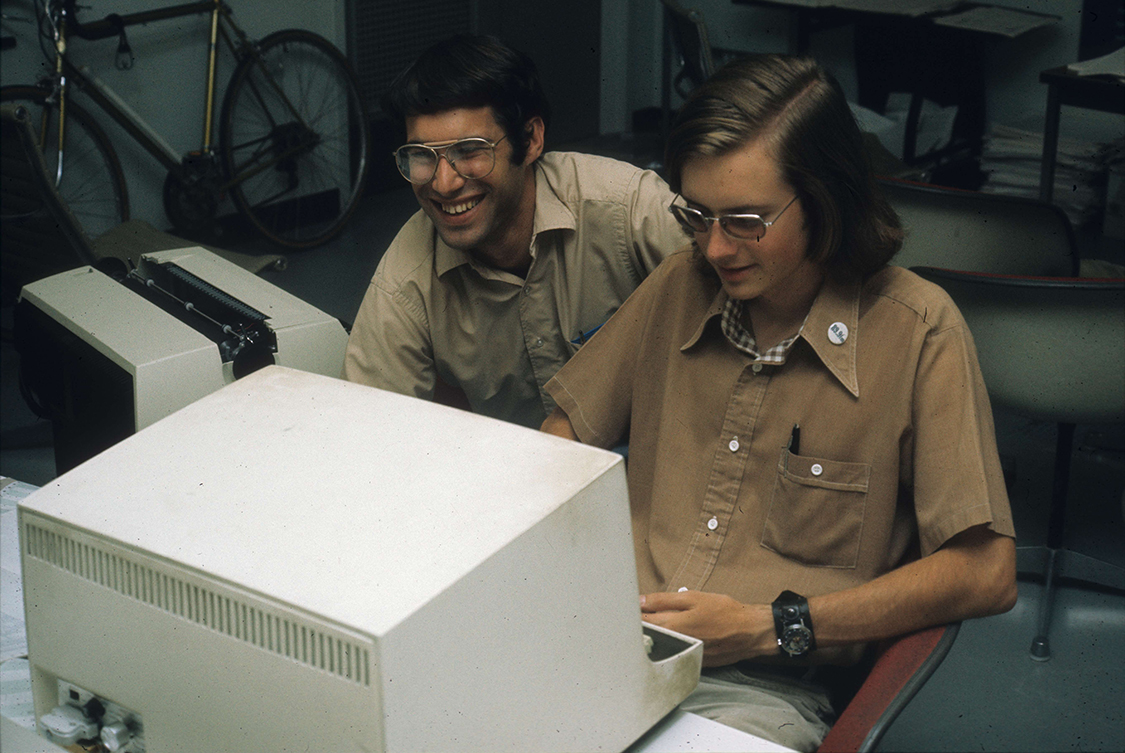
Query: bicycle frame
45 0 317 194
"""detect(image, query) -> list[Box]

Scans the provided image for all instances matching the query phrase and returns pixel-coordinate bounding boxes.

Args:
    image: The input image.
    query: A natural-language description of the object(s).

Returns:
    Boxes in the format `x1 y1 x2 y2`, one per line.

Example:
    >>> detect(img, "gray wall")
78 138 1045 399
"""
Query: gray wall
480 0 603 148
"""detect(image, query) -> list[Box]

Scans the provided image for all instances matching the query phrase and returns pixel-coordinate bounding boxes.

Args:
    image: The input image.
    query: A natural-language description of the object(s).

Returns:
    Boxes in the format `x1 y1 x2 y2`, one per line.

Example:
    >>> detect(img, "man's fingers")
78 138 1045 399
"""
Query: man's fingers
640 590 694 612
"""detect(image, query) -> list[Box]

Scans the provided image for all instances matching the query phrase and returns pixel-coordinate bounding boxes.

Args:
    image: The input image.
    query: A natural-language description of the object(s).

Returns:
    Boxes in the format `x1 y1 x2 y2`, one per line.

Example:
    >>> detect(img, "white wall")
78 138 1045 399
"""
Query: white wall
0 0 345 227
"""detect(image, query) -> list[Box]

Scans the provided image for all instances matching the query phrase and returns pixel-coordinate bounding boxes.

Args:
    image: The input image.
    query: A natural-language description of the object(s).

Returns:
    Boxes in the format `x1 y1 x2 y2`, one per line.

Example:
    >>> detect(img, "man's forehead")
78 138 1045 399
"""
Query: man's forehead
679 140 789 212
405 106 503 143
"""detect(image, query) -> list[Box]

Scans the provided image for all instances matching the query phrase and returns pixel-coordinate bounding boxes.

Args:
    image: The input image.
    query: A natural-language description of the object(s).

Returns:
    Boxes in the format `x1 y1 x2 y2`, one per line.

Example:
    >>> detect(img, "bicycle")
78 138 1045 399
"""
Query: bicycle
2 0 372 249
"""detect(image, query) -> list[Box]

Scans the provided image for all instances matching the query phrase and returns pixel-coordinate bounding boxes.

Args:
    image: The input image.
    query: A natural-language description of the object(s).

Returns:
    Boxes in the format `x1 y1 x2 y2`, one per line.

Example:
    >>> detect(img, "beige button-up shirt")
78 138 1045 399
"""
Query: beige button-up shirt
343 151 685 428
547 252 1015 663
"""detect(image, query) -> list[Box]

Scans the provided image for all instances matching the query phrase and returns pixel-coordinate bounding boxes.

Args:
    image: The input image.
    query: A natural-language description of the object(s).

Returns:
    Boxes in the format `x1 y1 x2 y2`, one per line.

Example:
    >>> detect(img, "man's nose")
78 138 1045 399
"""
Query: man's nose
430 155 465 195
702 224 740 263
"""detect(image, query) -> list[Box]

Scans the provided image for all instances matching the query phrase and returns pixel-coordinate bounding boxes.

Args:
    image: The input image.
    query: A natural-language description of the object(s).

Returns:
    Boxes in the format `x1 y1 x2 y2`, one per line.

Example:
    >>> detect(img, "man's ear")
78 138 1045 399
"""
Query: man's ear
522 116 545 165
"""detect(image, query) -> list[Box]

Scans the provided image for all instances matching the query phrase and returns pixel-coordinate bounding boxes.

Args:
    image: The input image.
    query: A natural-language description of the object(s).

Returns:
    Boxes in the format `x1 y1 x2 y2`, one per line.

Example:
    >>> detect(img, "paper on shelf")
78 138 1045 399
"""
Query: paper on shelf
932 6 1058 37
738 1 960 16
1067 47 1125 81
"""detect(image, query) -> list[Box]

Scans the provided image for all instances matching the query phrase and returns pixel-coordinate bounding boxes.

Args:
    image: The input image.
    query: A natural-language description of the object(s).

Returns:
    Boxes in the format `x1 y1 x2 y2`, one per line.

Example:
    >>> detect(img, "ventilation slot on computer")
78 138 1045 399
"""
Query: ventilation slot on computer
24 523 371 686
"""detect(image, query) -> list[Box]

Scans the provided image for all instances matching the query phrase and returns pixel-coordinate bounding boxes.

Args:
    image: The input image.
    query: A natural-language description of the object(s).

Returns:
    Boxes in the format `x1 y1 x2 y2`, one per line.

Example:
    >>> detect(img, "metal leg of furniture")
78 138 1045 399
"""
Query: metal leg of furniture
1030 547 1058 661
1039 83 1060 203
1029 422 1073 661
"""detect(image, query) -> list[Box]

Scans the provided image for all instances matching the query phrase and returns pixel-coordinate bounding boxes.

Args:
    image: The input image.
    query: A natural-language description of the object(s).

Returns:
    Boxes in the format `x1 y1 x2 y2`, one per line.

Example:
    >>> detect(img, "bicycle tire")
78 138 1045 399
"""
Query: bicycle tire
219 30 371 249
1 85 130 240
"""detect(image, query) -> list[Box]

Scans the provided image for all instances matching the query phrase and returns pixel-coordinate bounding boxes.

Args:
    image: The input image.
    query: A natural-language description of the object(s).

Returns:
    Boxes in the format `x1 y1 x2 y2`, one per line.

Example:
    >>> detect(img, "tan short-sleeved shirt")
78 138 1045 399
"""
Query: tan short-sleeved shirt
342 151 685 428
547 252 1014 661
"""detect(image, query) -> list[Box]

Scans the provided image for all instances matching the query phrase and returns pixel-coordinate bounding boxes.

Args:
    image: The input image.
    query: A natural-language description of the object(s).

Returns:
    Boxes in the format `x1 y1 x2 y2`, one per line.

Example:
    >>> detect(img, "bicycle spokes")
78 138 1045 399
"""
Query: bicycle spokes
219 30 369 248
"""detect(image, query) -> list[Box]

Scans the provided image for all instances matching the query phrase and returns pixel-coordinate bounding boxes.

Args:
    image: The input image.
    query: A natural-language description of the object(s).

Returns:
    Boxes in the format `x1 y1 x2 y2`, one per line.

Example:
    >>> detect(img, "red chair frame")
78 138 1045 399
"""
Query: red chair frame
818 622 960 753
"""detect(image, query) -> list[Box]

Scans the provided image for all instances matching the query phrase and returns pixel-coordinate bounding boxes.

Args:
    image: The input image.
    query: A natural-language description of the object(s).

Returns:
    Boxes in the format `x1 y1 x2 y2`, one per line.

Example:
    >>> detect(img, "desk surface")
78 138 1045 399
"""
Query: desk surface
1039 65 1125 114
1 479 29 663
1 715 67 753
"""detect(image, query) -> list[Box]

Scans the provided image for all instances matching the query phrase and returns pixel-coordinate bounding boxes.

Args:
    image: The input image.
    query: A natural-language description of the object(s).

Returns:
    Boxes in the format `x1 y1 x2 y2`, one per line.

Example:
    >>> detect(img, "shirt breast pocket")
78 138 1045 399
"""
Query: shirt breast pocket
761 452 871 568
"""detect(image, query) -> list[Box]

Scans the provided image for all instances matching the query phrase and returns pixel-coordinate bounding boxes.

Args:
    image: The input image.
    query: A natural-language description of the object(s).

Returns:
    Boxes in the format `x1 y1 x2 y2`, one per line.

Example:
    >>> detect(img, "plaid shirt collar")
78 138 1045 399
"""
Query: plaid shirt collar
683 273 862 397
719 297 805 364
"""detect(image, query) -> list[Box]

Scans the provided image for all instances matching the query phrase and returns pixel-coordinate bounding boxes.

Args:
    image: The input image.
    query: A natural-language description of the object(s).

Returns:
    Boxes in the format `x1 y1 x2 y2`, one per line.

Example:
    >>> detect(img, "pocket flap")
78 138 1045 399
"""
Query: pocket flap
780 452 870 493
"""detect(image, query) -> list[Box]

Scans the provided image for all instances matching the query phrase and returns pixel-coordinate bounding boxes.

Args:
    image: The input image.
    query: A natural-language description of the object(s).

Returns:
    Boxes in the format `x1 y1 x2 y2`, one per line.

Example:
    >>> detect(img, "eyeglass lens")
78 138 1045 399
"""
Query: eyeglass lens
671 205 767 240
397 139 498 184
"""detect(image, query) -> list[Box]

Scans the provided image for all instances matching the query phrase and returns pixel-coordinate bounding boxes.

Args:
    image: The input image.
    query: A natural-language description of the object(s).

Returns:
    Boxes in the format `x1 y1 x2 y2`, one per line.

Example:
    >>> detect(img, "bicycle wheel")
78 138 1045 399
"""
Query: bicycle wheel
220 30 371 249
1 85 129 240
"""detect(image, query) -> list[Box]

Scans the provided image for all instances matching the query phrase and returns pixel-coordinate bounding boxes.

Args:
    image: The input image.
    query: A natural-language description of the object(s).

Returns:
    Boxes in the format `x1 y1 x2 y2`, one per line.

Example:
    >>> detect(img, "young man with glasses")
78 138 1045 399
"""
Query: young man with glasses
541 55 1016 751
342 35 685 428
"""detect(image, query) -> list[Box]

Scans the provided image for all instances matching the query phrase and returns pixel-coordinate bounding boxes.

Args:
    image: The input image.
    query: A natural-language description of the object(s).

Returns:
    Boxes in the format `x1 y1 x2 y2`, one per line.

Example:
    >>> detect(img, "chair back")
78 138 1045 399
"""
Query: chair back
1 103 97 304
882 179 1078 276
661 0 715 98
912 268 1125 425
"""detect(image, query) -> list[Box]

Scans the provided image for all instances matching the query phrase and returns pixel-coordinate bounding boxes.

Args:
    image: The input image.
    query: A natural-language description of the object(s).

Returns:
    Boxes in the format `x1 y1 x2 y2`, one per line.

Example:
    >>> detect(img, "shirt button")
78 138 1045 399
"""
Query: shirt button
678 587 689 592
811 463 823 476
707 517 719 530
536 337 543 347
752 363 763 373
729 437 740 452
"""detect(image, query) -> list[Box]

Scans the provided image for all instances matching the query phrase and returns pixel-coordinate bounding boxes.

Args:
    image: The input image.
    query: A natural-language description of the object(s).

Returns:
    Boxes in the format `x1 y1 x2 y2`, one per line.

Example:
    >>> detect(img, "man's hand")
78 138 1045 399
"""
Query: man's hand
640 590 775 666
540 405 579 441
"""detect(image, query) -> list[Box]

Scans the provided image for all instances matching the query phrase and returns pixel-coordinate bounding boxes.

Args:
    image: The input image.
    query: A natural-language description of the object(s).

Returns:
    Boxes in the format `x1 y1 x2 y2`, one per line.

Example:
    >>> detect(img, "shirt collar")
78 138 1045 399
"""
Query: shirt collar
434 161 575 279
800 273 861 397
682 287 727 351
682 272 861 398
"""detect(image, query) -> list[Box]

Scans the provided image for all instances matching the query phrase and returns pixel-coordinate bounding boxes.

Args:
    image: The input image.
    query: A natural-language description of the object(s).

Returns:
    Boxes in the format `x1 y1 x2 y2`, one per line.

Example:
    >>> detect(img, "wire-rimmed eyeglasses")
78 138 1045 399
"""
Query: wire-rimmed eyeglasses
669 195 798 241
393 135 509 185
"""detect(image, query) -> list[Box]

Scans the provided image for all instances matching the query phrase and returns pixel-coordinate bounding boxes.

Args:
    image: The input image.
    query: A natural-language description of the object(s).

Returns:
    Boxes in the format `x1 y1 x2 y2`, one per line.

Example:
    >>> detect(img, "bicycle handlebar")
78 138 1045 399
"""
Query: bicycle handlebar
63 0 219 41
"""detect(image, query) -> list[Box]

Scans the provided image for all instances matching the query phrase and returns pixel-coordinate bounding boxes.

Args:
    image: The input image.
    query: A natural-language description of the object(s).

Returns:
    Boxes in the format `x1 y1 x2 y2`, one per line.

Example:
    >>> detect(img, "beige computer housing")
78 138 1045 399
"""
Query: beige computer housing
18 247 348 432
19 367 702 752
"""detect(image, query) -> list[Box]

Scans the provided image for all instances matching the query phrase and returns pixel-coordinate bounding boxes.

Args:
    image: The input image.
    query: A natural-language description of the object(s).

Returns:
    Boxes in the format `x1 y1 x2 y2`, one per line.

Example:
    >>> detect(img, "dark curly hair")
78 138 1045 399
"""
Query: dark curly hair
382 34 551 164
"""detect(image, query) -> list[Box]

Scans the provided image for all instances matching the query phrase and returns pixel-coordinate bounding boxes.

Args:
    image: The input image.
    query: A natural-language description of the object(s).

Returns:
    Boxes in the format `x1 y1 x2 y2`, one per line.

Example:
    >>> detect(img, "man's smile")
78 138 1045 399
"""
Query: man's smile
434 196 483 217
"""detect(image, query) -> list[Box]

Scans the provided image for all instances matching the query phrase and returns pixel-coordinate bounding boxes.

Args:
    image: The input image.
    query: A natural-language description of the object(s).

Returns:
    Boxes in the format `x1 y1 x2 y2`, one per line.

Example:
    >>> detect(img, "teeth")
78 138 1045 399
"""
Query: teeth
441 198 481 215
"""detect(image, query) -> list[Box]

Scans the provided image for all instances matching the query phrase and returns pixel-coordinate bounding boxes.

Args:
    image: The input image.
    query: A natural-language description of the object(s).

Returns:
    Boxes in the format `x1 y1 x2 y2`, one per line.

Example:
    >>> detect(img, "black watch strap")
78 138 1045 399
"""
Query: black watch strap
772 590 816 658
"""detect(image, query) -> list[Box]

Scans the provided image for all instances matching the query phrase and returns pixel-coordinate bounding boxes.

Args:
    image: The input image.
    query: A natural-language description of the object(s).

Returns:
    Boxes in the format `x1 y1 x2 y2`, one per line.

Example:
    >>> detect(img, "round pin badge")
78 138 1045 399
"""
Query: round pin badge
828 322 849 345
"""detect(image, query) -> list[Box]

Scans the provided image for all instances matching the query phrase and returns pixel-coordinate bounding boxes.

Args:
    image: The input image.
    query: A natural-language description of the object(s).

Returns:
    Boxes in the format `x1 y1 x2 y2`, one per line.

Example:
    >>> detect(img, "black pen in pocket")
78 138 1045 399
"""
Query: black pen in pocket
571 322 605 346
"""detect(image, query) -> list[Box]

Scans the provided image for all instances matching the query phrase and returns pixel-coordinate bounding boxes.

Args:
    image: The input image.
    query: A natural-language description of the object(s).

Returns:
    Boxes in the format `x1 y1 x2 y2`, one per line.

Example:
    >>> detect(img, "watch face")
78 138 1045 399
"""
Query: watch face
780 624 813 656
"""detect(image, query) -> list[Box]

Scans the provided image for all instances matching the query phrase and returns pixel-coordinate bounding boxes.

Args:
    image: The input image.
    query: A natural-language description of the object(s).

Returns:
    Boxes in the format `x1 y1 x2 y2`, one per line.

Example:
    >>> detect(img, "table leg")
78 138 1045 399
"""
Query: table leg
1039 83 1060 203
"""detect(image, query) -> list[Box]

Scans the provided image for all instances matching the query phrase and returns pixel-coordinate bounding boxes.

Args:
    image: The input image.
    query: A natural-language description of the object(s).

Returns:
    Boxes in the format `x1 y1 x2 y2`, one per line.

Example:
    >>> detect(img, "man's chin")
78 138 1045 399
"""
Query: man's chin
423 206 482 250
433 224 481 252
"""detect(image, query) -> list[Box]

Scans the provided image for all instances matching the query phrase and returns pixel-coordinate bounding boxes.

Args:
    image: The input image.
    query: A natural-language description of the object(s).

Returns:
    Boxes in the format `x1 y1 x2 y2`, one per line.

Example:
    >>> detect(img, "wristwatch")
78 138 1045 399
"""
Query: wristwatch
772 590 816 658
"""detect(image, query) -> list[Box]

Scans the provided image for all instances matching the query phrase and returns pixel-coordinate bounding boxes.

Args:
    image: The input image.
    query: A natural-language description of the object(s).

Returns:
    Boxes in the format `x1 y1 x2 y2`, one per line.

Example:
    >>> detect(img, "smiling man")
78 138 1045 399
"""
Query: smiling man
342 35 684 428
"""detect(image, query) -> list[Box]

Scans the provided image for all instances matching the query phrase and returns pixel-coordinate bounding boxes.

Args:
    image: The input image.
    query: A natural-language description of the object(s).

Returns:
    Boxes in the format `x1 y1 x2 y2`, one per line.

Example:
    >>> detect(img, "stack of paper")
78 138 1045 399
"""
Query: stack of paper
979 123 1120 228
